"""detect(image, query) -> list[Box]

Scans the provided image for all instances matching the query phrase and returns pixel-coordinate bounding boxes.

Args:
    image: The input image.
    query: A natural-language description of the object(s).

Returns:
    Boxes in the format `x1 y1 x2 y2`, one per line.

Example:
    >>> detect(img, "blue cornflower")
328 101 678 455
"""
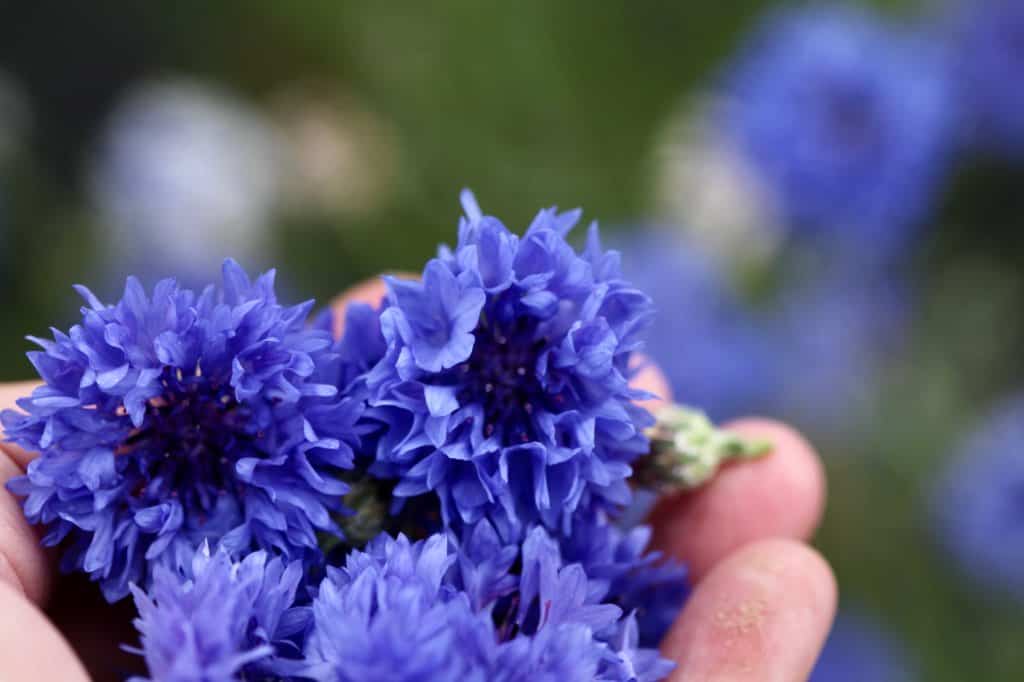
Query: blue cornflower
364 191 655 532
933 396 1024 600
603 613 677 682
3 260 363 600
951 0 1024 155
303 533 486 681
809 610 915 682
614 227 778 421
128 543 309 682
560 513 688 647
723 5 953 256
306 528 675 681
493 526 675 682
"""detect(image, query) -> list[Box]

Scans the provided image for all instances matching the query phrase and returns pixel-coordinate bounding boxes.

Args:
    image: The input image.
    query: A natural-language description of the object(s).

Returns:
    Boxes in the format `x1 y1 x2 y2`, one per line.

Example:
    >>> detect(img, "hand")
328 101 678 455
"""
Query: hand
0 278 835 681
641 381 835 680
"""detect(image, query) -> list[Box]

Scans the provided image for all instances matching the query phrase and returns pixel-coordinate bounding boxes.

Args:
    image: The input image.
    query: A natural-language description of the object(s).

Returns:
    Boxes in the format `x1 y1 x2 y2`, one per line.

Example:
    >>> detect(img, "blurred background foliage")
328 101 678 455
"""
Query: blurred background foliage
1 1 1023 679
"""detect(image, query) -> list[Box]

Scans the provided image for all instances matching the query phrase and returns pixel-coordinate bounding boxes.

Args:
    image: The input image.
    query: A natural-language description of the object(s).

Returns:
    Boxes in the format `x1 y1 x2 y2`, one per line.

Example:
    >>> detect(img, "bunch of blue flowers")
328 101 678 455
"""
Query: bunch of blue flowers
2 191 761 681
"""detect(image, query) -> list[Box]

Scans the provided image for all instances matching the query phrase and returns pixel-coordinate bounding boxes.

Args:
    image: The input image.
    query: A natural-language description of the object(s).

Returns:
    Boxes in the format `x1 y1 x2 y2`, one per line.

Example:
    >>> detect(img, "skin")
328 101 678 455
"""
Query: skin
0 278 835 681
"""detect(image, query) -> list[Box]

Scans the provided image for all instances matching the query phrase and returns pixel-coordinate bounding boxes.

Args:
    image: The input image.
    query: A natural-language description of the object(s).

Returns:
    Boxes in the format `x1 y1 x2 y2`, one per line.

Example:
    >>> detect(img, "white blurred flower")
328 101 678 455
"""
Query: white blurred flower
273 89 398 218
91 80 282 282
652 97 784 271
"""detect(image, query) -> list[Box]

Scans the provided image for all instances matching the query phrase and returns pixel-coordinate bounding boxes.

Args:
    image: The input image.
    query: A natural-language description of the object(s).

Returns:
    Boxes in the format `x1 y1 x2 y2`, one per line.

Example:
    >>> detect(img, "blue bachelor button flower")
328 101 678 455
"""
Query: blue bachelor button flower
3 260 364 600
952 0 1024 156
364 191 655 533
809 610 915 682
933 396 1024 600
306 528 675 681
723 4 953 257
128 543 309 682
489 525 676 682
560 513 689 647
302 533 487 681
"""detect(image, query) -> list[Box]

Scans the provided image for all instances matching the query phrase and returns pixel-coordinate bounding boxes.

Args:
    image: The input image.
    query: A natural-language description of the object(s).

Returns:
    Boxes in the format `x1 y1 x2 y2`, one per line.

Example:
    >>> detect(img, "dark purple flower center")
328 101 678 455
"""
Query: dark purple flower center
120 367 259 514
451 306 553 445
822 83 879 154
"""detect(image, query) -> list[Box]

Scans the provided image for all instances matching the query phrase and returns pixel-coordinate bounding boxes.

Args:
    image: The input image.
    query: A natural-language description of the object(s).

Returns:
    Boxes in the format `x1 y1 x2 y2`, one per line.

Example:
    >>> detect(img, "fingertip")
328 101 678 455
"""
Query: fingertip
328 276 390 340
662 538 837 681
726 417 828 533
0 581 90 681
0 452 51 604
649 418 826 581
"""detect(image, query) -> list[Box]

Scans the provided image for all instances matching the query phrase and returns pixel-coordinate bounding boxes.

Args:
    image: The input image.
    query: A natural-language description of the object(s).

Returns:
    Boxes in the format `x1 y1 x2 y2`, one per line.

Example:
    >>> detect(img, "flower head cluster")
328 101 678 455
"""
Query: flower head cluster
952 0 1024 156
7 194 691 681
364 191 655 532
723 5 953 255
560 514 690 647
129 543 308 682
3 260 363 599
301 529 675 682
302 533 480 681
933 396 1024 600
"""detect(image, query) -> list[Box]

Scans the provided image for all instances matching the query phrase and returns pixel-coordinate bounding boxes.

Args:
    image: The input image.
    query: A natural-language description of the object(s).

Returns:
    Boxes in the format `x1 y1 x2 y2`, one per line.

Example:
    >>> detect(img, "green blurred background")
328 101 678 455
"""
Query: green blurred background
1 1 1023 679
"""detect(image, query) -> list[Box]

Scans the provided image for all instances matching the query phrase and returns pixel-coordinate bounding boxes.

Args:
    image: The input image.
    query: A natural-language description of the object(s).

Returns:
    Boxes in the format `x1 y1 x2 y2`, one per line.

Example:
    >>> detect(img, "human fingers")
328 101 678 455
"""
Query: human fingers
661 538 837 682
0 580 89 681
0 381 41 468
0 381 52 603
648 419 826 582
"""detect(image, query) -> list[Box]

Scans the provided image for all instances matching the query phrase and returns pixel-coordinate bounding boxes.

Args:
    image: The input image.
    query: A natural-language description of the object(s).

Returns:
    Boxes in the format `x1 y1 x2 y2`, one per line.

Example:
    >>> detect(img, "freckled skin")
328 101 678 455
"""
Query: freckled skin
662 539 836 682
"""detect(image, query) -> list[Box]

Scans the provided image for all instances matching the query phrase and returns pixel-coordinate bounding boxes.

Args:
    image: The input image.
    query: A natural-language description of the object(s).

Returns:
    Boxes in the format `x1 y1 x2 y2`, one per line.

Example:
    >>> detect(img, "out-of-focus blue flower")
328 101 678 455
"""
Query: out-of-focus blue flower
766 267 909 433
363 191 655 533
615 227 778 421
3 260 363 600
128 543 309 682
92 80 281 286
612 224 908 435
810 610 915 682
934 396 1024 600
724 5 953 256
951 0 1024 155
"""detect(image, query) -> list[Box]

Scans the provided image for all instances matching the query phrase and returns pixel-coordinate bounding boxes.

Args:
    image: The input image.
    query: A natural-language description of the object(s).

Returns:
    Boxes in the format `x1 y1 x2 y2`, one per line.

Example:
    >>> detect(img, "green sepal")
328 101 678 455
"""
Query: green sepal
635 404 771 491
